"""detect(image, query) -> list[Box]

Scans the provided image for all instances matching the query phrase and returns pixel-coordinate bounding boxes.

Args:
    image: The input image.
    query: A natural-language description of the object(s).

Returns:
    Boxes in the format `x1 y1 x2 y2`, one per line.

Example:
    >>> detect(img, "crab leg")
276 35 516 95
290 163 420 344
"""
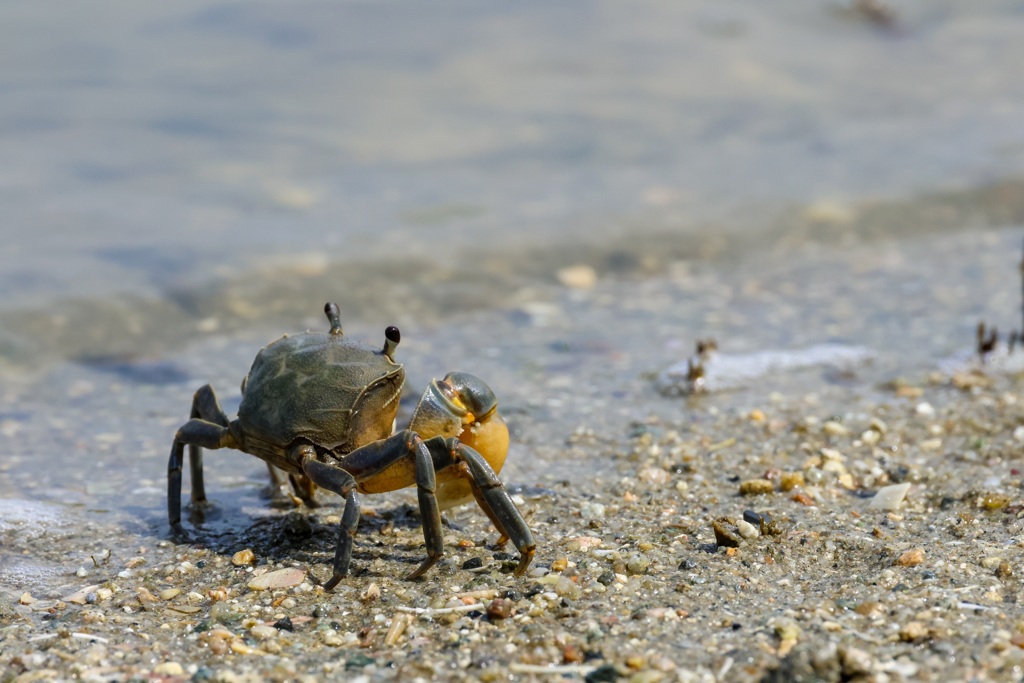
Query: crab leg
406 435 443 580
426 437 535 577
167 415 233 539
300 449 361 591
310 432 445 588
187 384 229 505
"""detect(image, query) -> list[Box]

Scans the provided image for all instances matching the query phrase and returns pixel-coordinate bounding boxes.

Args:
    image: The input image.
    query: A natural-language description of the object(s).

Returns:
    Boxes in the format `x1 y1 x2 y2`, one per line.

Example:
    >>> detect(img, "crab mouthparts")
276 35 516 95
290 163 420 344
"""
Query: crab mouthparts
435 379 477 424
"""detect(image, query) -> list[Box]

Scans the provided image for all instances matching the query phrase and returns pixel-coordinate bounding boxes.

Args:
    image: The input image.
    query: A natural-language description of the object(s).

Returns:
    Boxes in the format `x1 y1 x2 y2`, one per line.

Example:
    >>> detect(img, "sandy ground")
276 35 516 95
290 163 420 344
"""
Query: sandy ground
5 225 1024 682
4 359 1024 682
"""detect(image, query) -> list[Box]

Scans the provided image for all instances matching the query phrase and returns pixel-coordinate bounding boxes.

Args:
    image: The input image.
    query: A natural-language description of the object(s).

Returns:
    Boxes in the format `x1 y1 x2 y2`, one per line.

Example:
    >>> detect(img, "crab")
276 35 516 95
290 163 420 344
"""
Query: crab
168 302 535 590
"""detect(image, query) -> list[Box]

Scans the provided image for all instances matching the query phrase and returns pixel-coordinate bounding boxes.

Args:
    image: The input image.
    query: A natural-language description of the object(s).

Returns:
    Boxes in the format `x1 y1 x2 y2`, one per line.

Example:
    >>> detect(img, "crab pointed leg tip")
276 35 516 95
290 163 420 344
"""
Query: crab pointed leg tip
323 575 342 592
513 548 536 577
404 565 427 581
405 554 438 581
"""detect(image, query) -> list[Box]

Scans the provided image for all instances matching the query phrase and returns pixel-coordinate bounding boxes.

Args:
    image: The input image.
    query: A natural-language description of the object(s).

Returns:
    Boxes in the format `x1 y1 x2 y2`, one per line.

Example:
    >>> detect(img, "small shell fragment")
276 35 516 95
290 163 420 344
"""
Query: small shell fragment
712 518 742 548
384 612 412 645
736 519 760 540
63 585 102 605
869 483 911 511
247 567 306 591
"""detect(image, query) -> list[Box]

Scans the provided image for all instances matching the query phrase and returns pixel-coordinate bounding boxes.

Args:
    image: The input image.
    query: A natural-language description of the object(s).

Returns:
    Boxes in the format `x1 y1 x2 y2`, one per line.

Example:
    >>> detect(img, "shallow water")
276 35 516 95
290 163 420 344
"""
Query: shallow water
3 1 1024 597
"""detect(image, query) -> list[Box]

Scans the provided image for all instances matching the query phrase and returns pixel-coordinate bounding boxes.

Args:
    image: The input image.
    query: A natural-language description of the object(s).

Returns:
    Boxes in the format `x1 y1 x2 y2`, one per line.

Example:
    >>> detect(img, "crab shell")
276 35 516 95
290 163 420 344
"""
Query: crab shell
233 328 509 506
237 331 404 459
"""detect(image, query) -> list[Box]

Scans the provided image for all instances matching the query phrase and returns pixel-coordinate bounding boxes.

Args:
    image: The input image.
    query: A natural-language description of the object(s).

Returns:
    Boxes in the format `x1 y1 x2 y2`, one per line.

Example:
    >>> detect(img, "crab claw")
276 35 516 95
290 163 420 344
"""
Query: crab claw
410 372 510 509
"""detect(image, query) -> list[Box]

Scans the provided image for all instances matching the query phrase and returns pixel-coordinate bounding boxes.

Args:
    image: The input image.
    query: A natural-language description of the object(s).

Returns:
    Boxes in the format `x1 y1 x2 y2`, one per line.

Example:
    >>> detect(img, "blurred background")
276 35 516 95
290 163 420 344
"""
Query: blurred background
2 0 1024 530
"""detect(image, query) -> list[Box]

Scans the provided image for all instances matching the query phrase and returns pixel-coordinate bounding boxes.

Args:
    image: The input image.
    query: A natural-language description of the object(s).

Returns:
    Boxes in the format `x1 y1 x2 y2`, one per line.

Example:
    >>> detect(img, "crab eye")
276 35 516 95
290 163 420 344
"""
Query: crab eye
383 326 400 359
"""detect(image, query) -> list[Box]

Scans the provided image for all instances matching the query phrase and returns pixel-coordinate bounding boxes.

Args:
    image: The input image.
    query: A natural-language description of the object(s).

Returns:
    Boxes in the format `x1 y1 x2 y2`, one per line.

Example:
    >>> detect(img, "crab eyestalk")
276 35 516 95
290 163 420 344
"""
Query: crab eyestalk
382 326 400 360
325 302 343 335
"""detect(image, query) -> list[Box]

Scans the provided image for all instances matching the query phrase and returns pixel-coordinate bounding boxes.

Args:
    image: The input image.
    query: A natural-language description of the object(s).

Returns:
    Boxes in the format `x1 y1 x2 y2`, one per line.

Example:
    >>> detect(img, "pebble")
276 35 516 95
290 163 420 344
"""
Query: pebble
160 588 181 600
820 448 845 462
626 554 651 575
248 567 306 591
915 402 935 418
638 466 670 485
545 575 581 598
791 492 815 506
899 621 928 642
361 582 382 603
251 625 278 640
153 662 184 676
738 479 774 496
736 519 760 540
556 264 598 289
232 549 257 566
320 630 346 647
567 536 604 552
869 482 911 510
209 601 245 624
712 518 742 548
895 548 925 567
980 556 1005 570
83 644 107 666
779 471 804 491
823 421 848 436
487 598 514 620
64 584 101 605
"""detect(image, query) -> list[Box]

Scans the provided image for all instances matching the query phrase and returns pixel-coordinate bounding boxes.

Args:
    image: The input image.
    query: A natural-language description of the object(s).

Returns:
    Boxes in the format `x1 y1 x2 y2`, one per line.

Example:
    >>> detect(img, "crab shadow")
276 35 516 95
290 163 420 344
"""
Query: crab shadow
181 498 452 578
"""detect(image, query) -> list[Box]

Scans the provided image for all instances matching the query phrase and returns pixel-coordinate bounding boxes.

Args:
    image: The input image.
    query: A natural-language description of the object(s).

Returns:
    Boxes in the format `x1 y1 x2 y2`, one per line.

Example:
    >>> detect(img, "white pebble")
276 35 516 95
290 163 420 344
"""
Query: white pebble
868 482 911 511
557 264 598 290
736 520 760 540
915 402 935 418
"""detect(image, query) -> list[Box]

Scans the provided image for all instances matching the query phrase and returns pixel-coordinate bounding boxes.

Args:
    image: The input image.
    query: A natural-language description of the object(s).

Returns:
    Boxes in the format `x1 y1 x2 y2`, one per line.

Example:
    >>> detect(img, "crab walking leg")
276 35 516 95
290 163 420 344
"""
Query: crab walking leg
167 441 189 539
431 437 535 576
287 472 319 507
299 450 360 591
167 416 233 538
312 432 446 586
187 385 230 506
404 435 443 580
191 384 230 426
